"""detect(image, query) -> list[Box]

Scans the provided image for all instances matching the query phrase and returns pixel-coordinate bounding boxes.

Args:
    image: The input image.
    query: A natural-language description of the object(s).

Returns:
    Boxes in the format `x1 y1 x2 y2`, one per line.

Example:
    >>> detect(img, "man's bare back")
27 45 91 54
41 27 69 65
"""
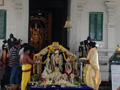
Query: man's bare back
20 53 35 65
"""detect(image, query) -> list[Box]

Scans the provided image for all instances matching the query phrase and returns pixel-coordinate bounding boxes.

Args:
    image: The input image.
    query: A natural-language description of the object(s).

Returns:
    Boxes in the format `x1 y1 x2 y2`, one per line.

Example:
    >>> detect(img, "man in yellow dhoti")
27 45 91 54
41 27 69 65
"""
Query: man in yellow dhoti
20 46 37 90
83 42 101 90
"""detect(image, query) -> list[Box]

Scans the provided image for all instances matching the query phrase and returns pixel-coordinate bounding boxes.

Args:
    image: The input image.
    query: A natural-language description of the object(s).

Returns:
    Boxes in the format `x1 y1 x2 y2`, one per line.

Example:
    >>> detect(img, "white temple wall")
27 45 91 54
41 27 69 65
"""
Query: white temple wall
0 0 17 56
0 0 28 56
0 0 119 58
115 4 120 46
68 0 108 54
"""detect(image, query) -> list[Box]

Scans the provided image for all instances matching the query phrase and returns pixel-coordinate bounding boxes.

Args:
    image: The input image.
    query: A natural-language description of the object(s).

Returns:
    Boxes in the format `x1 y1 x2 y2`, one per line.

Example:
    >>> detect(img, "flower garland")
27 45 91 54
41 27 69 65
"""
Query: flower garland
33 45 76 74
62 52 67 60
34 45 73 64
65 62 72 74
33 54 37 74
59 45 73 61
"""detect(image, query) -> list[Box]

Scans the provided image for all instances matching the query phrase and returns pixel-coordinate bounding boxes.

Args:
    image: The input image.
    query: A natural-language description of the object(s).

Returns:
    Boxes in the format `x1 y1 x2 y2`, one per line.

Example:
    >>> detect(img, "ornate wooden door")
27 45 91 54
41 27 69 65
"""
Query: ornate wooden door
29 11 52 53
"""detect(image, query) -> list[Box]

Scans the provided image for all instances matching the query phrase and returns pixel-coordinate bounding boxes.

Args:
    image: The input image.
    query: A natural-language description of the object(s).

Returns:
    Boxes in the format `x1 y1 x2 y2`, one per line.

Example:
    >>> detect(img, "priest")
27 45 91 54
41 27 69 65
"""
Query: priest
83 42 101 90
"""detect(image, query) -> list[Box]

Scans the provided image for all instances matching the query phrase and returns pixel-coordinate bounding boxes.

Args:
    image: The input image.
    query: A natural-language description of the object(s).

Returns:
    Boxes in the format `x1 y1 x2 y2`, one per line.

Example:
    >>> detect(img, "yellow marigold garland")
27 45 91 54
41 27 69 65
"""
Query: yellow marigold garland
63 52 67 60
39 46 53 64
59 45 63 50
33 54 37 74
33 45 73 65
40 47 51 64
33 45 75 74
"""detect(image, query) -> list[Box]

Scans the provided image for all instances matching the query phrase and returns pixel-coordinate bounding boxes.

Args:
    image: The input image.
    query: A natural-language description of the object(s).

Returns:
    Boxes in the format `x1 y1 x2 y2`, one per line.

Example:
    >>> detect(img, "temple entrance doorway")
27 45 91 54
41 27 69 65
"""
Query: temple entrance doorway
29 0 68 53
29 11 52 53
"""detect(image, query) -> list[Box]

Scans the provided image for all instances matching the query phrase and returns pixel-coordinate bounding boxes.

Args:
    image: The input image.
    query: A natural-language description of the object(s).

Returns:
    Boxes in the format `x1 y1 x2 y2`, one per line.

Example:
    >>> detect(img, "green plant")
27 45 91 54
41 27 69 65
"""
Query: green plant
32 74 41 82
74 75 82 85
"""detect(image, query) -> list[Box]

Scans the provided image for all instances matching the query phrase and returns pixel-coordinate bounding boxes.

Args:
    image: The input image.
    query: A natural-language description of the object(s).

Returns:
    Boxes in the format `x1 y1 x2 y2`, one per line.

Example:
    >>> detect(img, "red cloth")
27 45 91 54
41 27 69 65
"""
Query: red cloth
64 69 73 79
1 50 9 68
30 53 35 75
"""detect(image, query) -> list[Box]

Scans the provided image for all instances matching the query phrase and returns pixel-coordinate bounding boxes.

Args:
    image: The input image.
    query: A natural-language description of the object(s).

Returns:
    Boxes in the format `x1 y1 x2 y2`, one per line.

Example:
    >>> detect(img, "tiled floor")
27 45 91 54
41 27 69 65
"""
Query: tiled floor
99 81 111 90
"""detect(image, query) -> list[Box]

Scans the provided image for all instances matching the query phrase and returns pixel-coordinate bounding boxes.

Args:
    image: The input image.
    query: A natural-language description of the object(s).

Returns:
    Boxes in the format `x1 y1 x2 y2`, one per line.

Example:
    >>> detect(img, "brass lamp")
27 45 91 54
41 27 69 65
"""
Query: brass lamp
64 17 72 28
62 17 72 45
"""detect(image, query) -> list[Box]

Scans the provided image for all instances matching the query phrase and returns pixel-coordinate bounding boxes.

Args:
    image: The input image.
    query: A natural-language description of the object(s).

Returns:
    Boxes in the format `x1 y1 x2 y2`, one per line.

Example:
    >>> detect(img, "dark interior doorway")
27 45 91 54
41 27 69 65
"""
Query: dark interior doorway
29 0 68 53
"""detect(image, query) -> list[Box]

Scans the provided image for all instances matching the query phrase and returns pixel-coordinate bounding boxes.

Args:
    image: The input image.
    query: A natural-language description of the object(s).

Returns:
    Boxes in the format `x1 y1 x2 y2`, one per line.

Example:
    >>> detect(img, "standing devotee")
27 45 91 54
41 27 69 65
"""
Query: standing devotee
83 42 101 90
19 43 29 56
9 40 21 84
19 43 29 83
8 33 17 50
1 39 9 68
20 46 37 90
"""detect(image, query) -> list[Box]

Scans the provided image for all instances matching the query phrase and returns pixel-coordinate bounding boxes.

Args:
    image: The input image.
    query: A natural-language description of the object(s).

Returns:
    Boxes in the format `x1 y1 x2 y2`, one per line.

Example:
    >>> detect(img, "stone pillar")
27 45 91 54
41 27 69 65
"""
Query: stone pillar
105 0 119 55
21 0 29 43
11 0 28 43
69 0 86 54
13 0 22 39
76 0 87 51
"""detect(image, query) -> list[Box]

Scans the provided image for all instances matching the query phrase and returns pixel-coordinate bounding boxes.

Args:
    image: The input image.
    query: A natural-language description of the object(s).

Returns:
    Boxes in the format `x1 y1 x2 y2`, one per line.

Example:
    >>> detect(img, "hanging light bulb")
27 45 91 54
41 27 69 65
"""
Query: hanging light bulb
64 17 72 28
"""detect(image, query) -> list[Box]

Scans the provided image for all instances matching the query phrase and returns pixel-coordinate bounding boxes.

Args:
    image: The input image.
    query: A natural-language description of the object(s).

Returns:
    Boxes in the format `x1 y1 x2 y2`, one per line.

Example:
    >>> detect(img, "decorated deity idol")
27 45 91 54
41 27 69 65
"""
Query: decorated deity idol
8 33 17 50
33 42 78 86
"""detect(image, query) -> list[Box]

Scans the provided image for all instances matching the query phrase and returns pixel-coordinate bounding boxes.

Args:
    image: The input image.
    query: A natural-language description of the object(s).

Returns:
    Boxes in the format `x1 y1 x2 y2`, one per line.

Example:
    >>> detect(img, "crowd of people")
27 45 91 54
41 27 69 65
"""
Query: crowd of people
0 34 39 90
9 41 38 90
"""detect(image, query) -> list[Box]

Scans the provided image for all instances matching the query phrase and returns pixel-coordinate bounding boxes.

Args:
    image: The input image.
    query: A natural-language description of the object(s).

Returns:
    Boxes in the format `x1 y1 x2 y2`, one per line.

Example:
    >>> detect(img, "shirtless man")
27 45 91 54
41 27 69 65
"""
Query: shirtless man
20 45 37 90
20 46 36 65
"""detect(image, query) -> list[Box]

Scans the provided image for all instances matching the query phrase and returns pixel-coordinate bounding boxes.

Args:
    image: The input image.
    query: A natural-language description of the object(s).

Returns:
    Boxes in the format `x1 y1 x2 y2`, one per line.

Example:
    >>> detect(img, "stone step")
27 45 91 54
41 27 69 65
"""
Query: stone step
0 74 3 80
1 66 11 88
0 67 5 80
0 67 5 73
